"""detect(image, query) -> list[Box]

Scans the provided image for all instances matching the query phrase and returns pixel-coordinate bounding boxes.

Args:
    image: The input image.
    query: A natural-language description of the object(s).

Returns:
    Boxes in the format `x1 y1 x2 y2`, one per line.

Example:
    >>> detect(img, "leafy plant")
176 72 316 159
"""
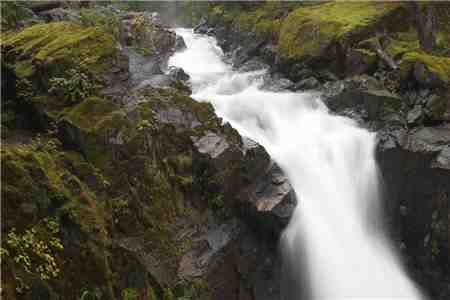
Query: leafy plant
2 218 64 293
122 288 138 300
49 67 100 104
79 8 121 40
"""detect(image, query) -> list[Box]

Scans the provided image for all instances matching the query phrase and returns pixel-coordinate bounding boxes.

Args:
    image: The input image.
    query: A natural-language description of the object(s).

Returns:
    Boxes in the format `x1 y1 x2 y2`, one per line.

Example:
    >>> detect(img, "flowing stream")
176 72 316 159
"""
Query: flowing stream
169 28 424 300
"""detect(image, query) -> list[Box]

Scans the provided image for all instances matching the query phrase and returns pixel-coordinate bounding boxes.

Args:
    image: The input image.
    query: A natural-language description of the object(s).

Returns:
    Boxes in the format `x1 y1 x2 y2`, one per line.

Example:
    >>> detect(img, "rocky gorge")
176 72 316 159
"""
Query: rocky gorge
1 2 449 300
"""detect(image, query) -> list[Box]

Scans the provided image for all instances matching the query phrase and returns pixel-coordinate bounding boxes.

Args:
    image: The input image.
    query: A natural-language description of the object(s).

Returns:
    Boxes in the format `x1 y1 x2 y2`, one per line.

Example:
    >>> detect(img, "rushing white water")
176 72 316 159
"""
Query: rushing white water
169 28 424 300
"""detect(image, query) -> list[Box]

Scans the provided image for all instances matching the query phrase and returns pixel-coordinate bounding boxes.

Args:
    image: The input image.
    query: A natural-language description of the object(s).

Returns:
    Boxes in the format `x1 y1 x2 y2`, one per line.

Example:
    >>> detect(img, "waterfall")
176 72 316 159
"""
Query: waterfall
169 28 424 300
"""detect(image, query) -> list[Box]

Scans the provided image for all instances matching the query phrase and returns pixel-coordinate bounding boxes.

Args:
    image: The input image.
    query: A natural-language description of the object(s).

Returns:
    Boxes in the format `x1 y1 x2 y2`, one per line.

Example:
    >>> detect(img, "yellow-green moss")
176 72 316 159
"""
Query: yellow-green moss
401 52 450 83
279 2 406 60
2 22 117 76
385 31 421 59
234 2 290 41
64 97 119 131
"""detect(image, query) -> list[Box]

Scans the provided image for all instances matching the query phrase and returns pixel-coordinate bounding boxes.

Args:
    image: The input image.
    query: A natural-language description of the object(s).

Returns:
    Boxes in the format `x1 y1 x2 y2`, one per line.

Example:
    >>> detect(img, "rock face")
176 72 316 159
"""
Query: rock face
1 7 294 300
199 2 450 298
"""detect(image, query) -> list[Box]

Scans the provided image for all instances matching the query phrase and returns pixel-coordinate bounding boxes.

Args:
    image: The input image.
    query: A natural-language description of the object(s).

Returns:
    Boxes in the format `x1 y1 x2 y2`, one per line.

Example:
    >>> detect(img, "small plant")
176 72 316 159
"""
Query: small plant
49 67 100 104
122 288 138 300
3 218 64 292
79 8 121 40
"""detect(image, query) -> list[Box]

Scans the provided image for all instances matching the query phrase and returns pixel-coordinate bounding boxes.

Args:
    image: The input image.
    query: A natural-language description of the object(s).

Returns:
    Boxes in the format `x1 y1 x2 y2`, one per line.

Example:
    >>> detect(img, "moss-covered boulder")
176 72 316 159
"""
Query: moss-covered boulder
278 2 407 72
1 21 130 132
2 21 124 80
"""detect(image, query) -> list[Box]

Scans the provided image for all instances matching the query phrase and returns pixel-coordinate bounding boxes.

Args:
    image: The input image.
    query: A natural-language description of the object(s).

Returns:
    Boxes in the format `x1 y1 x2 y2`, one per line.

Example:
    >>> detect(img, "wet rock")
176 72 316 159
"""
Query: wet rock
135 75 175 90
174 34 187 51
238 58 269 73
292 77 320 91
194 17 208 34
38 8 80 22
323 75 403 122
407 105 424 125
178 218 242 279
377 124 450 289
262 73 294 92
168 66 190 82
432 146 450 170
402 126 450 154
240 162 296 236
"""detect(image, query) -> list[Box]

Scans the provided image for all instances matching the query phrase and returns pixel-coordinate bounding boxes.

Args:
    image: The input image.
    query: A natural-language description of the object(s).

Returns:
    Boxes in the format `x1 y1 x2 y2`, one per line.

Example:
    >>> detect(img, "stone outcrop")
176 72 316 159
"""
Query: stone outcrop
1 7 294 300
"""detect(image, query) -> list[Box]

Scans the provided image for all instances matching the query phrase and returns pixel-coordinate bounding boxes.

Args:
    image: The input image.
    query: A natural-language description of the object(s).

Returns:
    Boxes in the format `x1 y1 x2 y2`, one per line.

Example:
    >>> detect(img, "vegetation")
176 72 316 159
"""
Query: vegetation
278 2 406 60
2 22 117 78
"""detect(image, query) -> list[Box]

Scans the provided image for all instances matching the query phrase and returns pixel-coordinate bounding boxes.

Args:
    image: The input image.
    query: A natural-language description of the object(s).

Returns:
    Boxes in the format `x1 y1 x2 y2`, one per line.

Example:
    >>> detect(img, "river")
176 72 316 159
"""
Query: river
169 28 424 300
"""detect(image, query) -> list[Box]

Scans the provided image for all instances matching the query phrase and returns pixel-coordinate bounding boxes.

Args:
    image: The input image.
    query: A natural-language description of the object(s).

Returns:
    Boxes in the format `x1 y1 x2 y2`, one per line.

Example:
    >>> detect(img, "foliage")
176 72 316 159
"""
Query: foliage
2 218 64 292
49 67 100 104
79 8 122 40
122 288 138 300
1 1 34 31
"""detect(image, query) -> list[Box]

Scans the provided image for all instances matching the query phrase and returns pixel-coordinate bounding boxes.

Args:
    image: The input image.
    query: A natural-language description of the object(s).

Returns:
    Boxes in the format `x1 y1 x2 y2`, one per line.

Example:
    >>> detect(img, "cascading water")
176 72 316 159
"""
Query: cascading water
169 28 424 300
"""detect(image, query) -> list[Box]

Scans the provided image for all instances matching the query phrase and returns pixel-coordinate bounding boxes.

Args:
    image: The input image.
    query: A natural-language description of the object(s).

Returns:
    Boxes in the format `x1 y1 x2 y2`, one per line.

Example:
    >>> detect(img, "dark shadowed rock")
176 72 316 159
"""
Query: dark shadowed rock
38 7 80 22
345 48 377 76
168 66 190 81
194 17 208 34
135 75 175 90
323 75 403 122
240 161 296 236
292 77 320 91
262 73 294 92
407 105 424 125
174 34 187 51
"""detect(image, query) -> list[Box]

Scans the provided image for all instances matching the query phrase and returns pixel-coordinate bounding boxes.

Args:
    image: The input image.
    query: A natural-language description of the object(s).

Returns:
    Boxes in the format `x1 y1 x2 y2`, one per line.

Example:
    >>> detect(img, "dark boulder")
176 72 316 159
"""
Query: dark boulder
322 75 403 123
174 34 187 51
292 77 320 91
194 17 208 34
168 67 190 82
240 161 296 237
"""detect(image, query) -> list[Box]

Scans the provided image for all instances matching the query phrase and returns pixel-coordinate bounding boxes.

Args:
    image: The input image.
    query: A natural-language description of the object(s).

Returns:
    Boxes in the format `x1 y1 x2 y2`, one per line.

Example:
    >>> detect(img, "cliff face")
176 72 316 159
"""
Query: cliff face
201 2 450 299
1 5 291 300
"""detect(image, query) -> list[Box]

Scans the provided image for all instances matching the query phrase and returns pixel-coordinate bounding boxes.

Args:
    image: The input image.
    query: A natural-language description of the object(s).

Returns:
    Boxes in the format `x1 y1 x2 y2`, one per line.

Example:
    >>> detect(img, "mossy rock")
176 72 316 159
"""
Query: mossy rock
400 52 450 88
2 21 118 79
278 2 407 65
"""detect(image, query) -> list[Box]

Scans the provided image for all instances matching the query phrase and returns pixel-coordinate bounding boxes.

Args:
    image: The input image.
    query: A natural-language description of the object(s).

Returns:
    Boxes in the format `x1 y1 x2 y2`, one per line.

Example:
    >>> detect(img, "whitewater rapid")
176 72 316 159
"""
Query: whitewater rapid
169 28 424 300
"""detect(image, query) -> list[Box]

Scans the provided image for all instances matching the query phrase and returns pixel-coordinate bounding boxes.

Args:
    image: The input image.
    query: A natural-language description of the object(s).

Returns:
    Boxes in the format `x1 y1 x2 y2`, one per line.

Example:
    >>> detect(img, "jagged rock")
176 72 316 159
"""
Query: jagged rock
262 73 294 92
407 105 424 125
38 7 80 22
239 162 296 236
174 35 187 51
402 126 450 154
292 77 320 91
194 17 208 34
323 75 403 122
238 58 270 72
168 66 190 82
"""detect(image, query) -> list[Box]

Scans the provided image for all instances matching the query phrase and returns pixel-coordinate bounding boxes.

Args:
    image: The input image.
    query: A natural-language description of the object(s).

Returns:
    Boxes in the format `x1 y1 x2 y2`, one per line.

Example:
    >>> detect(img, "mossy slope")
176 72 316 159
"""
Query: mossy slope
2 22 117 78
278 2 406 62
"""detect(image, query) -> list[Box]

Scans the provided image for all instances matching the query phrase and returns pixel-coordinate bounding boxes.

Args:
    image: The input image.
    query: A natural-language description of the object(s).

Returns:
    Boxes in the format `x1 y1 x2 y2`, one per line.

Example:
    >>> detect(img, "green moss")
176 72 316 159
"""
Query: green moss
64 97 119 131
3 22 117 77
384 31 421 59
14 60 35 78
279 2 406 60
401 52 450 83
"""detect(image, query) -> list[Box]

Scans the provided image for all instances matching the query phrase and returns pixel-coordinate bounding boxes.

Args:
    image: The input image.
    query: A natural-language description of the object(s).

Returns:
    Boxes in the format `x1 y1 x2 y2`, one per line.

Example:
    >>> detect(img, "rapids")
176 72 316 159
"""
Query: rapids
169 28 424 300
